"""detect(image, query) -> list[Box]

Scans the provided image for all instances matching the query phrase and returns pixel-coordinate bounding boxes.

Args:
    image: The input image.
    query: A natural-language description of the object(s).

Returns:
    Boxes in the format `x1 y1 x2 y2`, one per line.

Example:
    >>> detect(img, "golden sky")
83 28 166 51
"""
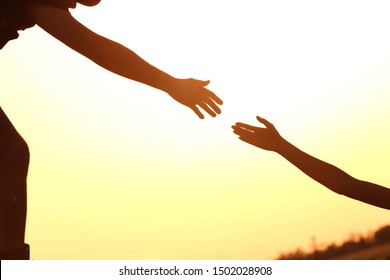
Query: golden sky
1 0 389 259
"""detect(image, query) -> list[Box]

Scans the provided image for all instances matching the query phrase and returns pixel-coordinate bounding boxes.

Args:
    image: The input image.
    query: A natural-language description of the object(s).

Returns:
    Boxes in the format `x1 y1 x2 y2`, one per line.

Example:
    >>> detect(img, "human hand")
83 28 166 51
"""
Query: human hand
166 78 223 119
232 116 284 151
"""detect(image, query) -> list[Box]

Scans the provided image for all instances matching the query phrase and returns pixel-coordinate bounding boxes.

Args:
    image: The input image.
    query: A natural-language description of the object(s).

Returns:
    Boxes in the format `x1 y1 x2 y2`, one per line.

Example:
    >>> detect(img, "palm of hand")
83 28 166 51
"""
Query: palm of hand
167 78 223 119
232 117 282 151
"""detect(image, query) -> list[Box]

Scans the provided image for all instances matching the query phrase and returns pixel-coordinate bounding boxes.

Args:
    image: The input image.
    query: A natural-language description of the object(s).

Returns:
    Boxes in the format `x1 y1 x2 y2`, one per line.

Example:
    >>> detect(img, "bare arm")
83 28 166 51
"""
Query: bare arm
232 116 390 210
27 5 223 119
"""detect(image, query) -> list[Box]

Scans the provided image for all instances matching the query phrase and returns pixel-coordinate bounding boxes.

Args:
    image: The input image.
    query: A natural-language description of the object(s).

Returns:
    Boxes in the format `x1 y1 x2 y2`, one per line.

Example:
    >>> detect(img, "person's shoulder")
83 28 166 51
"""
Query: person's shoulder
0 0 35 49
0 0 72 50
77 1 101 7
0 0 72 14
0 0 25 9
28 0 74 10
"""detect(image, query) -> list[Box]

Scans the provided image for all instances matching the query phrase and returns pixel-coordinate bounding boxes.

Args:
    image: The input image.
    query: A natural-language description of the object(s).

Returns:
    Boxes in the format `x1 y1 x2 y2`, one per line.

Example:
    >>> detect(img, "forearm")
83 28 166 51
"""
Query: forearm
233 118 389 209
276 138 355 195
84 34 177 92
276 139 390 210
30 5 176 93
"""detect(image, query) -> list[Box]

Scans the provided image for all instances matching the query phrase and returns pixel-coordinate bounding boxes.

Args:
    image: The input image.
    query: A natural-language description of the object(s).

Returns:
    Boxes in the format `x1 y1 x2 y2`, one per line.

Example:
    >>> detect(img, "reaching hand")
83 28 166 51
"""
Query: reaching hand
166 78 223 119
232 116 284 151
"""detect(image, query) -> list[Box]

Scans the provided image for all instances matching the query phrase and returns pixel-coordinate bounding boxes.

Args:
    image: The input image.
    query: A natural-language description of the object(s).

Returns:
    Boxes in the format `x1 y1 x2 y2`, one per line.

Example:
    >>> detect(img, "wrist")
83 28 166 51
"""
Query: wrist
274 137 290 155
156 74 178 94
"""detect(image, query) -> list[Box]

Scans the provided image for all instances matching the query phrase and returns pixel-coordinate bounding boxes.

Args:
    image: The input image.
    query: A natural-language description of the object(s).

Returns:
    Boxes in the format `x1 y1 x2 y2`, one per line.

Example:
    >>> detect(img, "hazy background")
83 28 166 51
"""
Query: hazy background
1 0 389 259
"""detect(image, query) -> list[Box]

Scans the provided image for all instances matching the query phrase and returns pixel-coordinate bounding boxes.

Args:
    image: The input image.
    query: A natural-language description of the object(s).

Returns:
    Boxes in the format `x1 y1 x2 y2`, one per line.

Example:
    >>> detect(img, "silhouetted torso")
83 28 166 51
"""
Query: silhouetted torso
0 0 71 49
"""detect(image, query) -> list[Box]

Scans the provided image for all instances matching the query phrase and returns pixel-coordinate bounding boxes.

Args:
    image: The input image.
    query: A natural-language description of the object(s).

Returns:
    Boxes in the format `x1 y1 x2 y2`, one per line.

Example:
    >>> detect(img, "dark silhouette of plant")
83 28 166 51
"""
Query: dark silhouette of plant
278 225 390 260
374 226 390 244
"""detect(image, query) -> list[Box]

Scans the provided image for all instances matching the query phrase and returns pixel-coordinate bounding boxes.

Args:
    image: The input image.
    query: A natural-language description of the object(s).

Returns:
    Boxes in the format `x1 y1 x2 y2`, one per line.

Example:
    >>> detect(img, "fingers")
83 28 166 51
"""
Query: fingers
231 117 274 132
189 100 219 119
232 125 255 138
233 122 258 132
195 89 222 118
191 106 204 119
179 78 224 119
204 96 222 115
204 88 223 105
193 79 223 118
199 102 217 117
232 125 265 149
197 87 223 118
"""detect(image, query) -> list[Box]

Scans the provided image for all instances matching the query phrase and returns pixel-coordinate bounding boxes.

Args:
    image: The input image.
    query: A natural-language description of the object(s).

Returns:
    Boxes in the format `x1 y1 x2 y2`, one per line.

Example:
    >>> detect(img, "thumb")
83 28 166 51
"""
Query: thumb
189 78 210 86
256 116 274 129
200 80 210 86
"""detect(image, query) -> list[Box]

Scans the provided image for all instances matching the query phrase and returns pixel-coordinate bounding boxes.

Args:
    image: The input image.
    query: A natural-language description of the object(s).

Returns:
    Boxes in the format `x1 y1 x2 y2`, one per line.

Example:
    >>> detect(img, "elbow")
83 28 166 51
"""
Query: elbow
73 32 107 65
330 176 359 196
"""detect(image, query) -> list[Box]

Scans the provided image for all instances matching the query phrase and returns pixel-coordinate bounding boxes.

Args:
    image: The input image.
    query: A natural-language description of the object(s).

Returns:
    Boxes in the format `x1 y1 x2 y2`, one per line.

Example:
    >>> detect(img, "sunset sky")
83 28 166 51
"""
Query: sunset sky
1 0 389 259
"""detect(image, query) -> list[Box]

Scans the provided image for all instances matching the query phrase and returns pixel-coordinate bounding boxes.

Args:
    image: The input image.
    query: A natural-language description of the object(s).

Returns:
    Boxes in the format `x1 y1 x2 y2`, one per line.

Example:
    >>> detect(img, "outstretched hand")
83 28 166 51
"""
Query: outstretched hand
232 116 283 151
166 78 223 119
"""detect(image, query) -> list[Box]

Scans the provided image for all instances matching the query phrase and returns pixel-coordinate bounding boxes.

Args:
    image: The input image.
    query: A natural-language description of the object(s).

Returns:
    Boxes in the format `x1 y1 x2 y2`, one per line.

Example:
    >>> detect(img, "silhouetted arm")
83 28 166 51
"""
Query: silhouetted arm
232 117 390 210
27 5 222 119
